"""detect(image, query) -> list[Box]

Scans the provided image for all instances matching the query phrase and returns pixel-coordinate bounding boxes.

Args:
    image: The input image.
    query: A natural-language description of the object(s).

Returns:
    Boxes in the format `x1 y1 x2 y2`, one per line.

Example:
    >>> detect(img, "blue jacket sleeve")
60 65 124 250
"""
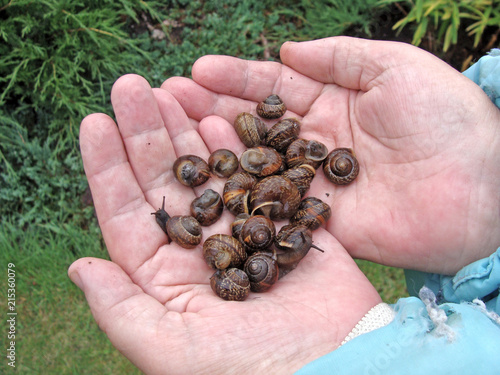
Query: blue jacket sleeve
462 48 500 108
296 295 500 374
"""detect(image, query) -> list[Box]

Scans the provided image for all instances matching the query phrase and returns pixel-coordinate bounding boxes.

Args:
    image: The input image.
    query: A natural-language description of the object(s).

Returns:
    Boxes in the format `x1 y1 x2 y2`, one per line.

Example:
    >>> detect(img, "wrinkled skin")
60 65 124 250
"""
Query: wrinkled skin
69 37 500 374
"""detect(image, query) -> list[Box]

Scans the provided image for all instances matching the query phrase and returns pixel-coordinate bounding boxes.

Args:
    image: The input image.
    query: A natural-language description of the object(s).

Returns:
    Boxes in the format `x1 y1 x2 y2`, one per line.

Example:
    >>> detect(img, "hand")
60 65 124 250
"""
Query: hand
162 37 500 274
69 74 381 375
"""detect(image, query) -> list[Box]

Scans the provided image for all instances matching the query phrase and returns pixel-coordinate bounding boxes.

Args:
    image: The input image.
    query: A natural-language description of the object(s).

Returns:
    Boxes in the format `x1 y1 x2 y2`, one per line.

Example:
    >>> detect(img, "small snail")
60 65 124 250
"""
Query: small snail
291 197 332 230
208 149 239 178
275 224 323 272
166 215 203 249
234 112 267 148
281 164 316 197
210 268 250 301
239 146 282 177
173 155 210 187
256 94 287 119
244 252 279 292
239 215 276 252
203 234 247 269
249 175 301 220
222 172 257 216
151 196 171 240
231 213 251 239
323 148 359 185
190 189 224 226
286 139 329 169
265 118 301 153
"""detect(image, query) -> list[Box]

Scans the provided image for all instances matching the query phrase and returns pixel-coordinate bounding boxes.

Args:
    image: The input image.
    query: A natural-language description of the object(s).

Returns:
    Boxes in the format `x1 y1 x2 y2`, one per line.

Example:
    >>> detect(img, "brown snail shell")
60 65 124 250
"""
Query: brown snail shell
203 234 247 269
281 164 316 197
240 146 282 177
166 215 203 249
274 223 313 271
173 155 210 187
208 149 239 178
323 148 359 185
286 139 329 169
291 197 332 230
249 175 301 220
265 118 301 153
239 215 276 252
223 172 257 216
256 94 286 119
231 213 251 239
243 252 279 292
234 112 267 148
190 189 223 226
210 268 250 301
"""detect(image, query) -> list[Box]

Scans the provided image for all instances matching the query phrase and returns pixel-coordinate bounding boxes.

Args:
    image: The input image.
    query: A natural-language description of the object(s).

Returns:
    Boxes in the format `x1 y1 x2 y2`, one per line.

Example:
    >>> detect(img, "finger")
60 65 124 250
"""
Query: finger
279 36 447 91
163 56 324 120
68 258 194 375
110 74 177 199
80 113 167 272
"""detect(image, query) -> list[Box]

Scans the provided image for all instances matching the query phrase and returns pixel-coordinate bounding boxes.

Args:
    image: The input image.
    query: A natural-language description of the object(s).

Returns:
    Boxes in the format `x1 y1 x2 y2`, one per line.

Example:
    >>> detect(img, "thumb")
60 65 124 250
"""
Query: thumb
68 258 173 374
279 37 442 91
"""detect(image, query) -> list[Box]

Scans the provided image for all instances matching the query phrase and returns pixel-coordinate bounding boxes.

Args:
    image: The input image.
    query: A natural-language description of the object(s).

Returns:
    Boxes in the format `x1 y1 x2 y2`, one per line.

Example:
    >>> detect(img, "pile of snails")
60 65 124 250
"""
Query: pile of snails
152 94 359 301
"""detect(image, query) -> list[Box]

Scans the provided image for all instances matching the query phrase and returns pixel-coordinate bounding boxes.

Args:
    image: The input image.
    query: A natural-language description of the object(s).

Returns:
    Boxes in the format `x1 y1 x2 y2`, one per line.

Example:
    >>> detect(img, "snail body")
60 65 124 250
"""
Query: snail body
208 149 239 178
323 148 359 185
151 196 171 239
190 189 223 226
265 118 301 153
239 215 276 252
234 112 267 147
291 197 331 230
166 215 203 249
223 172 257 216
210 268 250 301
275 224 313 270
256 94 286 119
173 155 210 187
244 252 279 292
249 175 301 220
240 146 282 177
203 234 247 269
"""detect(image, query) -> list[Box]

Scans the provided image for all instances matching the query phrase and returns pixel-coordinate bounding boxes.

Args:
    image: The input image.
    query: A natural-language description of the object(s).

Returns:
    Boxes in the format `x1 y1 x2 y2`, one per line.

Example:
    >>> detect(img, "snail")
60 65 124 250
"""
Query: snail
286 139 329 169
234 112 267 147
274 224 323 272
281 164 316 197
208 149 239 178
239 146 282 177
222 172 257 216
249 175 301 220
173 155 211 187
166 215 203 249
323 148 359 185
290 197 332 230
151 196 171 240
265 118 301 153
203 234 247 269
190 189 224 226
210 268 250 301
239 215 276 252
256 94 287 119
231 213 251 239
244 252 279 292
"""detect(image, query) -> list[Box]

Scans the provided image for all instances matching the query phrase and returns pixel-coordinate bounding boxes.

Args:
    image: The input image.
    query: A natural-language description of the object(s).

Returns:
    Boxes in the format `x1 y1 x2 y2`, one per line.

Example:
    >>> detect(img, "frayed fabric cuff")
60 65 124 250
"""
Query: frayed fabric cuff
463 48 500 109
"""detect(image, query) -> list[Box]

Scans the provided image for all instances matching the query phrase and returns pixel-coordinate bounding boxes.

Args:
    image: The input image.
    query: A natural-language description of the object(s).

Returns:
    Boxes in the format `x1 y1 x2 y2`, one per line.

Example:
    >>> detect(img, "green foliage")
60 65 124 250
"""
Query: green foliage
301 0 385 39
0 0 167 227
381 0 500 51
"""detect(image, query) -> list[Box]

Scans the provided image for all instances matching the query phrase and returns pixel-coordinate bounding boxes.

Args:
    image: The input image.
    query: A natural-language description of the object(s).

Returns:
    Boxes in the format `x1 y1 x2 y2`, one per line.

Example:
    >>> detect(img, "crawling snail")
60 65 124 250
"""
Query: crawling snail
151 94 359 301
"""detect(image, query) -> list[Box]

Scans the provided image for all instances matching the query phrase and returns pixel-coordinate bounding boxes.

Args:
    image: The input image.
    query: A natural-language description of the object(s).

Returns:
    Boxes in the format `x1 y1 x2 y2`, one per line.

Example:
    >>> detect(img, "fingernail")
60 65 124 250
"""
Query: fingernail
69 270 84 290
